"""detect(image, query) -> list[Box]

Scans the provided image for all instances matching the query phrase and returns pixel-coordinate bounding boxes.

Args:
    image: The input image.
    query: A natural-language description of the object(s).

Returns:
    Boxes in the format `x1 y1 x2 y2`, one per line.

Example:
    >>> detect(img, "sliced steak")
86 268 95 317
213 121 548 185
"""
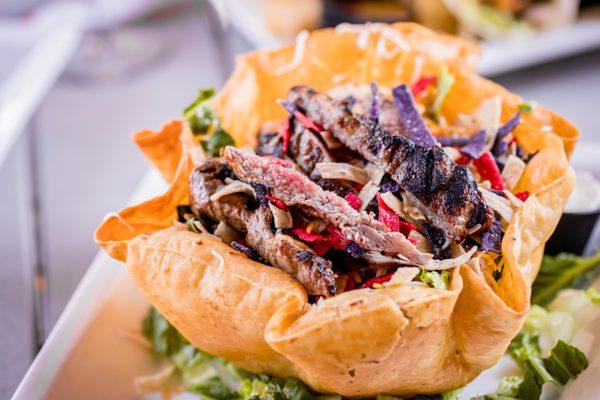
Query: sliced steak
223 147 431 265
287 85 493 241
189 161 337 296
288 120 333 178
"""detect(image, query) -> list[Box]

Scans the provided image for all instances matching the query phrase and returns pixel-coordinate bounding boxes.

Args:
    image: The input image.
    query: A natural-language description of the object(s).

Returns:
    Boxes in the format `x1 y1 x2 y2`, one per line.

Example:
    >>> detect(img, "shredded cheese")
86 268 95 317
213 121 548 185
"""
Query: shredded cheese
274 30 309 75
426 246 478 270
210 249 225 269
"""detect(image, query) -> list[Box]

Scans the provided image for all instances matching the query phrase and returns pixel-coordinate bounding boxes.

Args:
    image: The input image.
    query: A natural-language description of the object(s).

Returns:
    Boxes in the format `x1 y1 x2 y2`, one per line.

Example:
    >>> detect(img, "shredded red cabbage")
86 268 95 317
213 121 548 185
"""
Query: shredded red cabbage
344 241 365 259
379 180 400 193
249 182 268 205
437 136 469 147
392 84 437 148
460 129 487 159
481 217 502 253
491 112 521 156
277 99 297 114
369 82 379 123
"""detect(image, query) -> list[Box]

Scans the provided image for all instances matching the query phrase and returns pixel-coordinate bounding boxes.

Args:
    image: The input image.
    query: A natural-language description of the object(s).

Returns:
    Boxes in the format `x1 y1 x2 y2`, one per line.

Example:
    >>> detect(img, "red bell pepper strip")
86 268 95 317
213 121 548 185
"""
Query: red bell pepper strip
358 272 395 289
266 195 289 211
515 191 530 202
398 220 416 237
411 76 436 97
311 241 331 256
376 193 400 232
293 110 323 132
456 154 471 166
473 151 506 190
278 117 291 154
291 227 328 242
344 192 362 211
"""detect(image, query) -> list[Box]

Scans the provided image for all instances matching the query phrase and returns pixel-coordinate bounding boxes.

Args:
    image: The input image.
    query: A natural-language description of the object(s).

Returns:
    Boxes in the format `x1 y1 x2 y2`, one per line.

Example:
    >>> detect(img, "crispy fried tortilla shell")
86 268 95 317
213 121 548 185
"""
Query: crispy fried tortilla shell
95 24 577 397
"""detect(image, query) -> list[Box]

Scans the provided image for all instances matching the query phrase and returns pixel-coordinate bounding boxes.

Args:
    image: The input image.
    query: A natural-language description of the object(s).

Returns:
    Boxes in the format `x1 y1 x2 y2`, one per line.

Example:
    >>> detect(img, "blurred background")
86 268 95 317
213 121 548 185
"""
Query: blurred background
0 0 599 397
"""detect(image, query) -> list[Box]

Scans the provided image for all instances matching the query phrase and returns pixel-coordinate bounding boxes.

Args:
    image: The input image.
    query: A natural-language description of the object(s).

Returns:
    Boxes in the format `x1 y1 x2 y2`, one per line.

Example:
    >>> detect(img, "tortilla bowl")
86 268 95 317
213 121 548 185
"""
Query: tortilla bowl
95 23 577 397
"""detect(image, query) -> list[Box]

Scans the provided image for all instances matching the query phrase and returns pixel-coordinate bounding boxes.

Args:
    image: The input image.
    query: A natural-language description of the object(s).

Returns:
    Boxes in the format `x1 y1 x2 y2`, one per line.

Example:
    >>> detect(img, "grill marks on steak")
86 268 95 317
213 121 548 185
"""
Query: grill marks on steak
223 147 431 265
288 120 333 178
287 85 493 241
189 160 337 296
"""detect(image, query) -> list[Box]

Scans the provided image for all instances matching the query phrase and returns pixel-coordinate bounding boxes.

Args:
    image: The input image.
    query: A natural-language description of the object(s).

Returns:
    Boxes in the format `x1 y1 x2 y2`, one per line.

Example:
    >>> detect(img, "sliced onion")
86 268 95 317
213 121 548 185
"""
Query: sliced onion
501 155 526 190
425 246 477 270
365 163 386 185
503 190 524 208
385 267 420 287
210 180 256 202
409 230 430 253
379 191 403 216
319 130 343 149
316 162 370 185
214 222 242 245
479 187 514 223
269 203 293 229
363 251 409 267
358 181 380 212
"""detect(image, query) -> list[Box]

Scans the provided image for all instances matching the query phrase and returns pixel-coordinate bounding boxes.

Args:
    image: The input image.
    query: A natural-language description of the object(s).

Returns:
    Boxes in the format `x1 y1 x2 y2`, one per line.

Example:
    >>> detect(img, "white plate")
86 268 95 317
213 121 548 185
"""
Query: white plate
13 153 600 399
220 0 600 77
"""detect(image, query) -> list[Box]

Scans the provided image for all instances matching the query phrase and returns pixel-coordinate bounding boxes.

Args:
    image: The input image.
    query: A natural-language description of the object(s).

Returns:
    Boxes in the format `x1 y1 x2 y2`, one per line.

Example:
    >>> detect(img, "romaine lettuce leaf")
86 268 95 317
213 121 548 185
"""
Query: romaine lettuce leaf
532 251 600 306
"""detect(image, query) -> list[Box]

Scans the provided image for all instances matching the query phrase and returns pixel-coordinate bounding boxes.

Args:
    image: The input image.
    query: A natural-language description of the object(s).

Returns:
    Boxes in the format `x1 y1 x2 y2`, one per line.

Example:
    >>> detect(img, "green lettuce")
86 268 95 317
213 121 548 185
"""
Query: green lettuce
419 269 450 290
432 66 455 123
532 251 600 306
184 88 234 156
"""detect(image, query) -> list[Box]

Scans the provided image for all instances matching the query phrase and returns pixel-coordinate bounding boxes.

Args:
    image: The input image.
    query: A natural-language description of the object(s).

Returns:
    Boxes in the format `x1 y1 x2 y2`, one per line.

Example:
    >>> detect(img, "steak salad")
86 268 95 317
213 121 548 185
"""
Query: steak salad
181 78 534 299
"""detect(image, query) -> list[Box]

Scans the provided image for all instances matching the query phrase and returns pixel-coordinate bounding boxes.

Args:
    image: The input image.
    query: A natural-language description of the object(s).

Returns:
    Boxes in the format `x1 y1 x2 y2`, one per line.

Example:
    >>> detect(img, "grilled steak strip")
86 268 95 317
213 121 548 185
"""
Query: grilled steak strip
287 85 493 241
189 160 337 296
288 120 333 178
223 147 432 265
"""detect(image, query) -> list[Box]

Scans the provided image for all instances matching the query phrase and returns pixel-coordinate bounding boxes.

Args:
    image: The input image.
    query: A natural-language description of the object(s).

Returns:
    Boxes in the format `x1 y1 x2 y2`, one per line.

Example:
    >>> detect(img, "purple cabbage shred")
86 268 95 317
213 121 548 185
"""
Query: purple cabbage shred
437 136 469 147
481 217 502 253
460 129 487 159
392 84 437 148
344 241 365 259
379 180 400 193
249 182 268 205
496 112 521 141
369 82 379 123
492 139 509 157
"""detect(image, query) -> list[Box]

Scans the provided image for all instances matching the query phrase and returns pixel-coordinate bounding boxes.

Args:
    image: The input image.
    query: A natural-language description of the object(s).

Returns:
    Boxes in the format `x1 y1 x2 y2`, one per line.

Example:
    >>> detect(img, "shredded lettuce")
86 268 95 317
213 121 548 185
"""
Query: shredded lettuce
432 66 455 123
518 101 537 115
419 270 450 290
184 88 234 156
532 251 600 306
